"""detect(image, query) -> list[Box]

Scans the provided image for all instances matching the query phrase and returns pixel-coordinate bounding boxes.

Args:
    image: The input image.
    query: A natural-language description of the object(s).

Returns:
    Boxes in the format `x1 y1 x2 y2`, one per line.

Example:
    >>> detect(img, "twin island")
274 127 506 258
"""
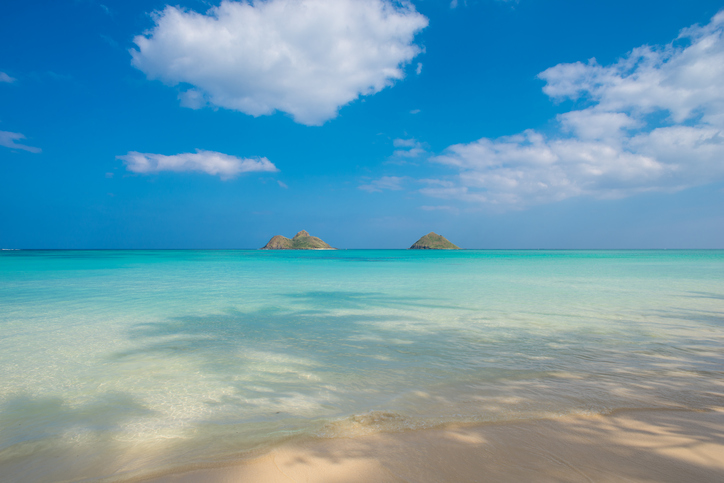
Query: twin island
261 230 460 250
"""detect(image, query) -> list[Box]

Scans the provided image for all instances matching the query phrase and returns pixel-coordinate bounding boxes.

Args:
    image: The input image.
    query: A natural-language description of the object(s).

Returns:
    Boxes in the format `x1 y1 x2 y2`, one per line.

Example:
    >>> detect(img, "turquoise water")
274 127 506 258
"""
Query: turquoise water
1 250 723 481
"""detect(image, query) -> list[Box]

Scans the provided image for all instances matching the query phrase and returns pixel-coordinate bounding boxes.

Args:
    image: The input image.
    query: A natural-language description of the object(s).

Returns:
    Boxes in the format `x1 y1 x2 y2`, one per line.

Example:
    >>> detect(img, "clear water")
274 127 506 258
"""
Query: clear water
1 250 723 481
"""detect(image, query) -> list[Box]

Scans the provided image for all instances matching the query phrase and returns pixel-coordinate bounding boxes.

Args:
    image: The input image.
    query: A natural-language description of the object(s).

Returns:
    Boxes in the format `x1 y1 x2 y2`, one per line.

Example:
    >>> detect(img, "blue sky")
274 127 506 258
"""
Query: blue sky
1 0 723 249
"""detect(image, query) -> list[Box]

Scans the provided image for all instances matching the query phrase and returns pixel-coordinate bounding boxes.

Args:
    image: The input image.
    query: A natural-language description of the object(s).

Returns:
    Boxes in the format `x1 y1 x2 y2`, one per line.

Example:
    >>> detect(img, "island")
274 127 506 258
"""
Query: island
409 232 460 249
261 230 335 250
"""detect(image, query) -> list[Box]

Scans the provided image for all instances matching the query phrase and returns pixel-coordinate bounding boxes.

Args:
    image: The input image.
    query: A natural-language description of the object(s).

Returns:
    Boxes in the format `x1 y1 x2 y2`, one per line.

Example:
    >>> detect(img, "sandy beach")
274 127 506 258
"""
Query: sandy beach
147 406 724 483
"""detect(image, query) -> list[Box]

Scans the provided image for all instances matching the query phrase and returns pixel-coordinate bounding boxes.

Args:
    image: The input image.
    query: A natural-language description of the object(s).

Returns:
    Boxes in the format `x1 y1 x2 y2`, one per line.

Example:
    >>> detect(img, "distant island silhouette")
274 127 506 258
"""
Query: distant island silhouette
261 230 335 250
261 231 460 249
409 232 460 250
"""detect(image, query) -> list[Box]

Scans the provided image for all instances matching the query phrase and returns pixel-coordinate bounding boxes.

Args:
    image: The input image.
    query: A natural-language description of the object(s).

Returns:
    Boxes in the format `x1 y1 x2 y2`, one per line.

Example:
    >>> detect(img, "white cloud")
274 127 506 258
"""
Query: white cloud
557 110 640 141
178 89 206 109
0 131 41 153
392 137 427 158
118 149 278 180
393 138 418 148
428 11 724 207
539 14 724 125
416 62 423 75
0 72 16 83
359 175 407 192
131 0 428 126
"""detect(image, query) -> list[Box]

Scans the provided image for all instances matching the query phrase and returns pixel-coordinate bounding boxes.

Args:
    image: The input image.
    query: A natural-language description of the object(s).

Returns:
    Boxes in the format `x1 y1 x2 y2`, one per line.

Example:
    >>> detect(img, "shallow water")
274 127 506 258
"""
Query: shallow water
1 250 723 481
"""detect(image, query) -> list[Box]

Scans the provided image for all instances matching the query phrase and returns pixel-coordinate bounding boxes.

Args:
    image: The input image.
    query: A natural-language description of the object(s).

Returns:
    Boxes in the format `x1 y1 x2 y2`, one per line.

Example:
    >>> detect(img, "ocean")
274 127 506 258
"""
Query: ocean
1 249 723 481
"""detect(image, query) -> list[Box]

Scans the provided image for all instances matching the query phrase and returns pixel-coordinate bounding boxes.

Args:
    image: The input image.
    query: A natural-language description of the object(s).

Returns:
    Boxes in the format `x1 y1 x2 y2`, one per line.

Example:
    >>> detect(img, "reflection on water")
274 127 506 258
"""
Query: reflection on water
0 250 723 481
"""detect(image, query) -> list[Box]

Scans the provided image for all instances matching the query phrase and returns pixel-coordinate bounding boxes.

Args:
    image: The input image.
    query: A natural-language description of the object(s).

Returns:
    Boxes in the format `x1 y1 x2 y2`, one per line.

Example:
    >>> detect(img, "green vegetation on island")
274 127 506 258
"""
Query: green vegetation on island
409 232 461 250
261 230 335 250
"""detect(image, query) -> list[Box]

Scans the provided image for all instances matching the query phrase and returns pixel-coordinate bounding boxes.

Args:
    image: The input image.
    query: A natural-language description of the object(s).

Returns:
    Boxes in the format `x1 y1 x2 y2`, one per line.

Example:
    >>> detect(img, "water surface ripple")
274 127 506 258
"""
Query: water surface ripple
1 250 723 481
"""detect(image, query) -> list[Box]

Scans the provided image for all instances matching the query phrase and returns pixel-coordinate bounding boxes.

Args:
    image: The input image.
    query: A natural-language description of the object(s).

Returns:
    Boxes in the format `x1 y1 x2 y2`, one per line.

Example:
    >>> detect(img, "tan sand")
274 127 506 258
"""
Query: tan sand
147 407 724 483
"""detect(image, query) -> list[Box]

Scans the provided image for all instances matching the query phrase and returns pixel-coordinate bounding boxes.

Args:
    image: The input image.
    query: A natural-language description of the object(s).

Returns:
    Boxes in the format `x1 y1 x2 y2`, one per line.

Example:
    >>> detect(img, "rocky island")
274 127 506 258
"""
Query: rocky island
409 232 460 250
261 230 335 250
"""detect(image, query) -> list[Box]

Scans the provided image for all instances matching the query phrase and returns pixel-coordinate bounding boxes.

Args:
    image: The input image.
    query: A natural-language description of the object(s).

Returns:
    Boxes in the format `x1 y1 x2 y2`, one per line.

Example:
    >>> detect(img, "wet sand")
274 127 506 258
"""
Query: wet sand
147 407 724 482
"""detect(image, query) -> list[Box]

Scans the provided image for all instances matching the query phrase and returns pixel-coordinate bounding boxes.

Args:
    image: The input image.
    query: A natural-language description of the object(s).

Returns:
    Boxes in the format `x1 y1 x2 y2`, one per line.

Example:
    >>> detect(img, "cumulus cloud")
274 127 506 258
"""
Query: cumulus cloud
0 131 41 153
131 0 428 125
118 149 278 180
0 72 16 83
359 175 407 192
428 11 724 207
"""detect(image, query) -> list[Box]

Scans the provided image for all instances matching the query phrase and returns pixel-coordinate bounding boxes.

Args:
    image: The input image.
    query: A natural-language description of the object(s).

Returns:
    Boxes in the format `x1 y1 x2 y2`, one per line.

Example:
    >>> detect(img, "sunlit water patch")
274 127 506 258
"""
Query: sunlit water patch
1 250 723 481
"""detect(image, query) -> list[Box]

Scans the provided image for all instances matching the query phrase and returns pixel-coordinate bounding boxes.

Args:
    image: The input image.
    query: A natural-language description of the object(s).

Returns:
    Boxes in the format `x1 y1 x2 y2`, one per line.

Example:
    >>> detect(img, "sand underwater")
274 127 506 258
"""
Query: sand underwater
1 249 723 481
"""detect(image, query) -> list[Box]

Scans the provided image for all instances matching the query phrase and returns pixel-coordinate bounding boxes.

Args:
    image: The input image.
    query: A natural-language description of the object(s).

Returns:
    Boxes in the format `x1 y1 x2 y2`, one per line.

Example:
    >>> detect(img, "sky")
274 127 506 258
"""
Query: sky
1 0 723 249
